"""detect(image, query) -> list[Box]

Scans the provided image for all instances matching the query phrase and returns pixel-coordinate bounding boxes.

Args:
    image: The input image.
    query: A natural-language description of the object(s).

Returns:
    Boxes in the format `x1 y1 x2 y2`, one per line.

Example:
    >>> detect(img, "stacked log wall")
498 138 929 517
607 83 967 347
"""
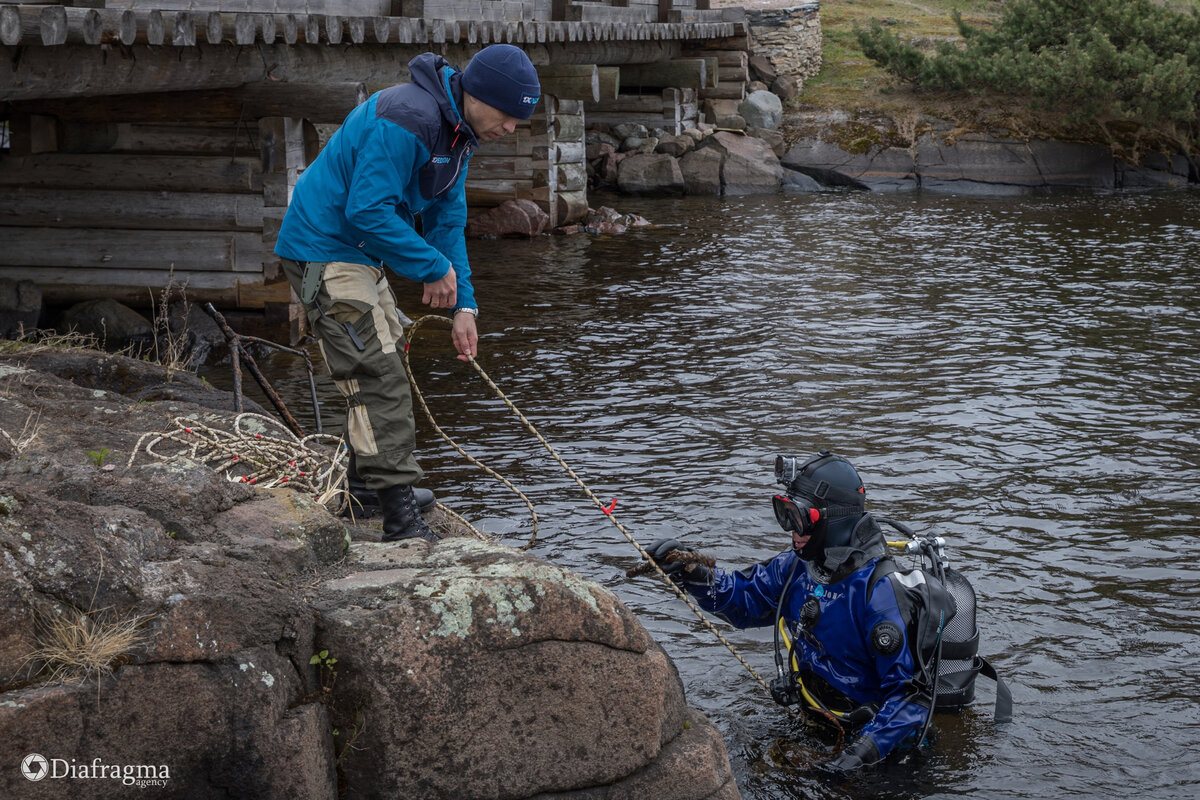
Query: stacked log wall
0 81 363 321
0 0 803 315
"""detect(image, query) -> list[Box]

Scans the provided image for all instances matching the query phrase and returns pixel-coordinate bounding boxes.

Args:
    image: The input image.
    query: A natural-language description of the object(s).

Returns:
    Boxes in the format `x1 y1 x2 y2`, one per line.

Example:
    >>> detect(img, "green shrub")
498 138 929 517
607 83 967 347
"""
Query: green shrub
857 0 1200 143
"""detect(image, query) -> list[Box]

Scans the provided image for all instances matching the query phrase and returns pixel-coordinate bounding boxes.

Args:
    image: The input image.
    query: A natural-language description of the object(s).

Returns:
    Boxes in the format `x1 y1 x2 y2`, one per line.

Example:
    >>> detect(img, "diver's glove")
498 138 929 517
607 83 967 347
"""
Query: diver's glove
647 538 713 586
818 735 880 777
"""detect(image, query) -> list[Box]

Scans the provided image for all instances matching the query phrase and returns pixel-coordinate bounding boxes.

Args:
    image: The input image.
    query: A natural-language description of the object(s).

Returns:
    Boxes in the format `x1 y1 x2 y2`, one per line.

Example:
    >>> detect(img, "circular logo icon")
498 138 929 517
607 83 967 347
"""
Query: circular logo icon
21 753 49 782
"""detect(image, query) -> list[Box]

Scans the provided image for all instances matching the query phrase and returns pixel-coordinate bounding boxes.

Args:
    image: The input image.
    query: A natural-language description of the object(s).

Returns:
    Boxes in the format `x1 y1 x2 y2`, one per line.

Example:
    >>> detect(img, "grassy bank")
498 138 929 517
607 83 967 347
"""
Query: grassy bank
789 0 1200 153
797 0 999 113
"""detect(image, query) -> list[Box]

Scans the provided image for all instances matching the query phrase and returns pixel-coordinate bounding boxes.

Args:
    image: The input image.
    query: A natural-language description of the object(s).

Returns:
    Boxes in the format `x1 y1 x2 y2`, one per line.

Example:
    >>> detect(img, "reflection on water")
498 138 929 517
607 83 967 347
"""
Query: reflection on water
222 190 1200 799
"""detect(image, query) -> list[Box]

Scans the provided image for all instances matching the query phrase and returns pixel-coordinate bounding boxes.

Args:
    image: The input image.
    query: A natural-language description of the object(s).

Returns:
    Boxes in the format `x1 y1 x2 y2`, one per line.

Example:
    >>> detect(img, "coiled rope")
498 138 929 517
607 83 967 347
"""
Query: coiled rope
125 411 347 503
404 314 779 701
123 408 493 544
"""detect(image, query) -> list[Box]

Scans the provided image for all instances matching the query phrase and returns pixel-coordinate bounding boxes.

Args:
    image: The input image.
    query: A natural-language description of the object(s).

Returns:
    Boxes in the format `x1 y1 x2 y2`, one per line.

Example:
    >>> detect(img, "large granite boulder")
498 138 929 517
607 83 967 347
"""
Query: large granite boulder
702 131 784 196
319 539 738 799
681 148 724 196
617 153 687 196
739 90 783 131
60 298 155 354
0 345 738 800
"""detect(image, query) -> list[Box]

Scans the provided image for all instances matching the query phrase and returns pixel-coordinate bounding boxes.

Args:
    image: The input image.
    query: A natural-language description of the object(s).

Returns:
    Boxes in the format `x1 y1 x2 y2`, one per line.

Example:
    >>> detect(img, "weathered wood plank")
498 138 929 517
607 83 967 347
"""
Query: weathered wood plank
0 153 263 193
681 47 747 68
532 140 585 164
9 83 367 125
535 64 598 102
566 3 654 24
53 121 248 156
471 128 536 157
465 158 534 181
0 228 270 273
0 266 248 306
0 187 266 230
583 111 683 130
543 40 681 66
718 65 748 84
668 8 744 23
400 0 482 17
699 83 745 101
552 113 584 140
103 0 392 14
591 94 665 113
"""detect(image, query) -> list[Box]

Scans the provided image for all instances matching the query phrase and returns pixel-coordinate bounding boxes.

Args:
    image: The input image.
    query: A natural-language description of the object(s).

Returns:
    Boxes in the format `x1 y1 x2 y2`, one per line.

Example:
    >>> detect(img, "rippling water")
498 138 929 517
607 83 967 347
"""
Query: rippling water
233 190 1200 799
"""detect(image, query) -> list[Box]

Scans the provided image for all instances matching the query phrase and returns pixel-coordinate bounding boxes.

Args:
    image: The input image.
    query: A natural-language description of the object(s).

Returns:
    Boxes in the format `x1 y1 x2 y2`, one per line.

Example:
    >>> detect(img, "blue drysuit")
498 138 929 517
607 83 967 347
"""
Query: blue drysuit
684 519 931 760
275 52 478 311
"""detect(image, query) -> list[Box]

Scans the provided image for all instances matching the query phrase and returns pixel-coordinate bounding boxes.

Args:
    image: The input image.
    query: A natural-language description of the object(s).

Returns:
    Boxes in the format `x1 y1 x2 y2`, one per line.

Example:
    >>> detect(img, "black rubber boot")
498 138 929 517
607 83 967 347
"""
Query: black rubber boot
379 484 438 543
344 450 435 517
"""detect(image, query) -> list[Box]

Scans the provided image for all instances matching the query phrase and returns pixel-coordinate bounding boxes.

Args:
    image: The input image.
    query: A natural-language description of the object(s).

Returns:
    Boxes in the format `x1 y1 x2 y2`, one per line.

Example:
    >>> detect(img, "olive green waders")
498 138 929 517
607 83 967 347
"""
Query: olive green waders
281 258 423 491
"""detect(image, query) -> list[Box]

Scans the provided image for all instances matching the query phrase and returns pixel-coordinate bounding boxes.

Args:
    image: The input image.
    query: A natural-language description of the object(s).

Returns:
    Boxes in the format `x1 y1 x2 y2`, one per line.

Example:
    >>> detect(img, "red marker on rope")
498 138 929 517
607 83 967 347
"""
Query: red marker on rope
601 498 617 515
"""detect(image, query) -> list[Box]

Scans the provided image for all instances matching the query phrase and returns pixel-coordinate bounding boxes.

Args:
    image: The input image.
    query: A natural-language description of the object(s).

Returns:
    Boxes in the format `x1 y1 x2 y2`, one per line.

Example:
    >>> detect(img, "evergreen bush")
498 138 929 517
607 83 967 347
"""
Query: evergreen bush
857 0 1200 147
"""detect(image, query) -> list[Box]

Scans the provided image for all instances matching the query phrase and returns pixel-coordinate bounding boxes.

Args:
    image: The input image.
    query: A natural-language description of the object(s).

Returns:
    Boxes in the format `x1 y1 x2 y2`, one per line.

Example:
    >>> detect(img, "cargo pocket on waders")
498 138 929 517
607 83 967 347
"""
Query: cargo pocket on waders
307 300 393 381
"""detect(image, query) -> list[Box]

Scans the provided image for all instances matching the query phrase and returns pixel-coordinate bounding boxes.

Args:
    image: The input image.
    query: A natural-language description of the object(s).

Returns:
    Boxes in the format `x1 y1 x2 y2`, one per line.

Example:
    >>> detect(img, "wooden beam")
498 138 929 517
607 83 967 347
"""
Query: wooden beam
0 266 247 307
9 82 368 125
1 41 472 102
0 188 266 231
535 64 598 102
543 39 681 65
0 153 263 193
618 58 709 90
59 122 255 156
0 228 270 273
597 66 620 100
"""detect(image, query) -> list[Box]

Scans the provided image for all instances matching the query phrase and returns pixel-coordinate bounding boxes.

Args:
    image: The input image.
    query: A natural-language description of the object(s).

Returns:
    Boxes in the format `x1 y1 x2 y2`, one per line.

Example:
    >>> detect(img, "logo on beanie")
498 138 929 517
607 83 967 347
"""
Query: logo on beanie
521 95 540 107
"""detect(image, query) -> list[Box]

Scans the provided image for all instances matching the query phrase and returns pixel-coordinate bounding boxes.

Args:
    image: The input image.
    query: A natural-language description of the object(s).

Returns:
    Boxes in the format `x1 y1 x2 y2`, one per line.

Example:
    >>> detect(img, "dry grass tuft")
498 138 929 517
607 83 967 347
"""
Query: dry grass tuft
25 606 148 685
0 326 102 355
0 410 44 457
149 266 193 381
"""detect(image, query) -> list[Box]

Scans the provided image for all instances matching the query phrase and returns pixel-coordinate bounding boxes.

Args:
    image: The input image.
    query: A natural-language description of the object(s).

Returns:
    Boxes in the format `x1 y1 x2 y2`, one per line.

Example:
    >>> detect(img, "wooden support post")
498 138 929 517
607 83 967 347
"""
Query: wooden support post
258 115 307 325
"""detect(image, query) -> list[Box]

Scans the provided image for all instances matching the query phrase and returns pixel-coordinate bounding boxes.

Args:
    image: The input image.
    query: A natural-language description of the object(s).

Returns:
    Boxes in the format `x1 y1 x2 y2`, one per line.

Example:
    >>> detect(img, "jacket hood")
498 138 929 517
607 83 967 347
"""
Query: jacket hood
806 513 887 582
406 53 478 146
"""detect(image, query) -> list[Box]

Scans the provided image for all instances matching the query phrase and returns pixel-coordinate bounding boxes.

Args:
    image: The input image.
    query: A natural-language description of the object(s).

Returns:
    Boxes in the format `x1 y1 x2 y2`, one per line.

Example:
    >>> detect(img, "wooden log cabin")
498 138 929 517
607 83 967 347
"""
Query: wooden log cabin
0 0 754 336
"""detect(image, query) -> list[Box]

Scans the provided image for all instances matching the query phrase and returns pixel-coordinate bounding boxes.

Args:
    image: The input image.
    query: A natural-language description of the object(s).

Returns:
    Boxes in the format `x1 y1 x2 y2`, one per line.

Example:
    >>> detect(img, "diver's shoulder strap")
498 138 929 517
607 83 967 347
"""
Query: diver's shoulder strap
978 656 1013 723
865 557 897 601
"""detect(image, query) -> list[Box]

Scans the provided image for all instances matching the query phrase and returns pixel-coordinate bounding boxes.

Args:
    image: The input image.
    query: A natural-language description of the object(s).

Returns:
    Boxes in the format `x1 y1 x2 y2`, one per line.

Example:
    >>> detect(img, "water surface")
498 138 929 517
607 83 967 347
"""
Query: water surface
234 189 1200 799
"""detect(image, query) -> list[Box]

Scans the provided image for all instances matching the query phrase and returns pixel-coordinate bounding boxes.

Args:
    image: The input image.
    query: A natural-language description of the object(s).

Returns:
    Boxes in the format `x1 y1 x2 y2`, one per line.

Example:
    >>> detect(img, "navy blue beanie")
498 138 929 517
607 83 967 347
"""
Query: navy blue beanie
461 44 541 120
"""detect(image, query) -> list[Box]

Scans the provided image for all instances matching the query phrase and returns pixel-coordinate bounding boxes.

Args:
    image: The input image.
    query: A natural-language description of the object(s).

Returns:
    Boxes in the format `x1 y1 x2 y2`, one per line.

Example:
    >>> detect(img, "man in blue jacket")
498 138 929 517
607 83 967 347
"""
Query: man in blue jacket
275 45 540 542
649 451 934 775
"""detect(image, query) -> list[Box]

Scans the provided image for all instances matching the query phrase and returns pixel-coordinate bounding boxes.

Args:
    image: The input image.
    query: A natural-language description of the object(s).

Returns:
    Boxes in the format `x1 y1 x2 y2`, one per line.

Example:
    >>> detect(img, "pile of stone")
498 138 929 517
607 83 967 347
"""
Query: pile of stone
586 89 820 196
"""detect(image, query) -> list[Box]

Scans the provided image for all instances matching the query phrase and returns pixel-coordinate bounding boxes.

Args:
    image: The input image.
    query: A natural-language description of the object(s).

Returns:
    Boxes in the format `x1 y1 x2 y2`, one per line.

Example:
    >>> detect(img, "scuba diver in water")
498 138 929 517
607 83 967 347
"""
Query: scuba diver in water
648 450 1010 776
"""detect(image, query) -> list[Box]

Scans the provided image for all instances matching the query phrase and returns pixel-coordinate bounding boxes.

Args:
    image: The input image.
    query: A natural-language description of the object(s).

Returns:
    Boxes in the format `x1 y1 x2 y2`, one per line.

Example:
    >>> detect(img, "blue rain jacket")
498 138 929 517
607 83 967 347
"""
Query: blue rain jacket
687 534 931 760
275 53 478 310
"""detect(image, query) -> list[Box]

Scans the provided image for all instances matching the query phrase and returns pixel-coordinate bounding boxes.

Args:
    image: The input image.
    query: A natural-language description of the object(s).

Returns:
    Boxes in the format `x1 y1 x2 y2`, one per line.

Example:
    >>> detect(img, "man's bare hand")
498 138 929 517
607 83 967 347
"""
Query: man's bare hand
423 266 457 309
451 312 478 361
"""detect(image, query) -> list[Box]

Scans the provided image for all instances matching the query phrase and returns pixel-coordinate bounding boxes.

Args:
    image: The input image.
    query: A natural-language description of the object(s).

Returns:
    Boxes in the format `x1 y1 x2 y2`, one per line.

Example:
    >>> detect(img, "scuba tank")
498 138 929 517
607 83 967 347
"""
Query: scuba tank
770 519 1012 728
